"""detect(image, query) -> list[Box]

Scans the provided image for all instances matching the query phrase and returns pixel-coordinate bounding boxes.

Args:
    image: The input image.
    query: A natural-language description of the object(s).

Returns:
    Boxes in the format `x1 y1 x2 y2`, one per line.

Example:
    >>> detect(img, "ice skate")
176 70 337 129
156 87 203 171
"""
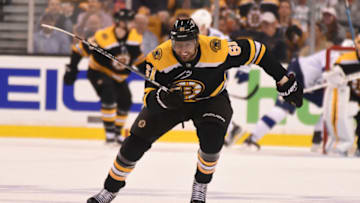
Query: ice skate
355 149 360 157
310 131 322 152
244 134 261 150
190 180 207 203
224 122 245 146
105 132 116 144
87 189 117 203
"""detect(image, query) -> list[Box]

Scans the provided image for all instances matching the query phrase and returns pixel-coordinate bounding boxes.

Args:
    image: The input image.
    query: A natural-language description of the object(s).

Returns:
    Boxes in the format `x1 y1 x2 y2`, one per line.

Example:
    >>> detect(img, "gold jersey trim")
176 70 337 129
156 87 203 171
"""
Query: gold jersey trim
146 35 229 72
89 55 128 82
94 26 142 49
335 51 358 65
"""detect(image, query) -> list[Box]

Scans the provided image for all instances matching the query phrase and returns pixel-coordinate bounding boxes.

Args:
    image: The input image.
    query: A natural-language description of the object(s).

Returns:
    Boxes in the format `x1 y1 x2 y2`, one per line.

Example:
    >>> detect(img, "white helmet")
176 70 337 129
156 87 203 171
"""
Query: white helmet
191 9 212 29
341 39 355 47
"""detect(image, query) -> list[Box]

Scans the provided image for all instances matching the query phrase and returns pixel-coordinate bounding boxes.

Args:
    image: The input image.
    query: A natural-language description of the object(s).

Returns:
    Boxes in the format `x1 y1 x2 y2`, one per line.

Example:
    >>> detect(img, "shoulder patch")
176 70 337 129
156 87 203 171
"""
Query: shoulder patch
210 39 221 52
152 48 162 60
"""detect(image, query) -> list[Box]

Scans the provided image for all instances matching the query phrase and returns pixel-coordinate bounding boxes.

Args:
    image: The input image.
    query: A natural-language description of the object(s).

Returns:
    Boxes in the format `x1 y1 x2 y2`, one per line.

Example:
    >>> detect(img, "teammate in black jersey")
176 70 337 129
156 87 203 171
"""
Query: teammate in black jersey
64 9 144 144
87 18 303 203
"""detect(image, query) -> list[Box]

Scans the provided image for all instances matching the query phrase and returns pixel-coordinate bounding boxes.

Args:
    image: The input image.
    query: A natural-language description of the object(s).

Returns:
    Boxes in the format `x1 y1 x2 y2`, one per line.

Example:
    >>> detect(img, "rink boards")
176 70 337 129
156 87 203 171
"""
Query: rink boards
0 56 322 146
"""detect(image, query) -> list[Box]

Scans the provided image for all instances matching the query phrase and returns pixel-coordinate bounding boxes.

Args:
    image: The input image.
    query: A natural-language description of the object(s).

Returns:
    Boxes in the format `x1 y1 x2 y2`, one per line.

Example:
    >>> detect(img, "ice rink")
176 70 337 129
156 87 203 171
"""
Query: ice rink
0 138 359 203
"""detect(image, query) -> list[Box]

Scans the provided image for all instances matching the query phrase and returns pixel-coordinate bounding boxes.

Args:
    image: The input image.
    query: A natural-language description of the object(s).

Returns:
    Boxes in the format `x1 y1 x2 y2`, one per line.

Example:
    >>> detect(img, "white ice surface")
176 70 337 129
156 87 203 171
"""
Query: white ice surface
0 138 359 203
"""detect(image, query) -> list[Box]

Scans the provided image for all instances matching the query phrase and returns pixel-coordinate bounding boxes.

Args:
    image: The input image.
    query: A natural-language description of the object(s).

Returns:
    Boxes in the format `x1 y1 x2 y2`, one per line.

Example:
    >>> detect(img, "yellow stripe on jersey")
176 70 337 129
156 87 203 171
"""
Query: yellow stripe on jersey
197 35 229 67
335 51 358 65
331 89 339 141
94 26 118 49
127 28 143 46
89 56 128 82
146 40 180 72
72 42 90 57
143 87 156 106
146 35 229 72
255 44 266 65
210 73 227 97
245 39 256 65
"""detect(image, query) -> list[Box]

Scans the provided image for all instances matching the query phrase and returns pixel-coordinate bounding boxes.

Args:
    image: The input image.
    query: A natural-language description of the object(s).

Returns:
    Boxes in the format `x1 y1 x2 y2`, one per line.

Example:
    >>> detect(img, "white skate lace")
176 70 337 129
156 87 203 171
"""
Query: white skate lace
191 181 207 202
94 189 117 203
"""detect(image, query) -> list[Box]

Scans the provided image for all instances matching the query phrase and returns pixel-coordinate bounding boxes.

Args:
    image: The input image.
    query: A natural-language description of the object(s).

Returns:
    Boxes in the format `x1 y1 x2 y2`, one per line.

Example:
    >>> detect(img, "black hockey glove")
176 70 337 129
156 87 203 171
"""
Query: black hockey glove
63 64 78 85
276 73 303 108
156 86 184 109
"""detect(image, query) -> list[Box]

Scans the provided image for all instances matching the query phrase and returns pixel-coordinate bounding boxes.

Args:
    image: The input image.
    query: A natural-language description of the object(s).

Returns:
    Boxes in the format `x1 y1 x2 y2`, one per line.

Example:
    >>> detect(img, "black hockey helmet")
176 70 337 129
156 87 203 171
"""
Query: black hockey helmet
113 8 135 24
170 18 199 41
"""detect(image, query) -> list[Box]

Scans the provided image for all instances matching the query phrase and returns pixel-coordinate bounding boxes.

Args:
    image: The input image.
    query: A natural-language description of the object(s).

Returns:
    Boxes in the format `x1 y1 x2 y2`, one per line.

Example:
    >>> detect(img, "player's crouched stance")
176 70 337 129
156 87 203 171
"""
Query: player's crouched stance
87 18 303 203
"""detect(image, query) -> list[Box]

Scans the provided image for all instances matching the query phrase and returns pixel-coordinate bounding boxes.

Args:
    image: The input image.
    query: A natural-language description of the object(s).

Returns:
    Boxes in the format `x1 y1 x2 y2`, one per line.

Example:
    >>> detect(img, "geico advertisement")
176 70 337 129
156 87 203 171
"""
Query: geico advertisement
0 56 321 134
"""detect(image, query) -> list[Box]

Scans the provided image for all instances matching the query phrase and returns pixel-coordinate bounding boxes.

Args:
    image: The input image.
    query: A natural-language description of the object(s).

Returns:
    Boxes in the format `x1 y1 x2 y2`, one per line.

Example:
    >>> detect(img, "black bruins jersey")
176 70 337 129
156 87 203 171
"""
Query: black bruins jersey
72 26 144 82
335 51 360 102
143 35 287 105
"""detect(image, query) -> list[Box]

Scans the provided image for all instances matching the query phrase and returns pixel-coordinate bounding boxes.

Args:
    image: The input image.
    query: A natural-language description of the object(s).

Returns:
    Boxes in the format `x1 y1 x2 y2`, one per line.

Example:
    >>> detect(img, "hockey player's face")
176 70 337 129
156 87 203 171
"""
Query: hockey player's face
172 39 197 62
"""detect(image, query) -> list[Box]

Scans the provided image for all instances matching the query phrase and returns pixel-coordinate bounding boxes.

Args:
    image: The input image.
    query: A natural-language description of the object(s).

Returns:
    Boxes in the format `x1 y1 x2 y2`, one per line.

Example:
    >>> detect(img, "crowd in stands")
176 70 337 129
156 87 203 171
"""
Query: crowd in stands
30 0 360 60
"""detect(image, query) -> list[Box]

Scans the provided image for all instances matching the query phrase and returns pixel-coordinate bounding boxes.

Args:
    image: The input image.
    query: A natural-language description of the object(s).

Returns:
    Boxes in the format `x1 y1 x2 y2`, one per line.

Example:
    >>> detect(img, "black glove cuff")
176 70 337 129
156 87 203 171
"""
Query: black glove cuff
69 51 82 69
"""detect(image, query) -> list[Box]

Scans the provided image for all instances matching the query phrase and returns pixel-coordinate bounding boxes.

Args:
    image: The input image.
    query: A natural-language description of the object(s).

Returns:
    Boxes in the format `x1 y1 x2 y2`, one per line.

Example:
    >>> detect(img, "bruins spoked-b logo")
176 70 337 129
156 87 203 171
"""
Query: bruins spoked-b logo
173 79 205 101
152 48 162 60
210 39 221 52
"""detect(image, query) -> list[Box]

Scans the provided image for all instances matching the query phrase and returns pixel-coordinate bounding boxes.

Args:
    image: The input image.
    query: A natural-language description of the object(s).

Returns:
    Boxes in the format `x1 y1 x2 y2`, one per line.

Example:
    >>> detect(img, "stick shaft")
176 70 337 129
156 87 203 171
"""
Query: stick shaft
41 24 169 92
344 0 356 42
304 71 360 93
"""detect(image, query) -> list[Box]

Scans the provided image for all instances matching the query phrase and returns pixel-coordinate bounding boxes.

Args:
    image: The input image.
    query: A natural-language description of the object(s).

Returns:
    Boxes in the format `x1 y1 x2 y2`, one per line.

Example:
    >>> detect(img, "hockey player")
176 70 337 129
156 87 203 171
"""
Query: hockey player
224 48 340 150
87 18 303 203
64 9 144 144
323 35 360 156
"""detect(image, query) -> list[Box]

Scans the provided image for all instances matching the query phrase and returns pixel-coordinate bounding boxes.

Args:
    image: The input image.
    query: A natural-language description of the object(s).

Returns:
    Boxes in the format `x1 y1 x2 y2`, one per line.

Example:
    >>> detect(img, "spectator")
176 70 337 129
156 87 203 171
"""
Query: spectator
37 0 72 33
260 0 279 18
134 13 159 55
314 0 338 21
74 0 112 38
83 13 103 38
33 13 71 55
299 22 333 56
181 0 211 9
113 0 127 13
258 12 287 62
62 2 77 25
335 0 360 35
293 0 309 32
237 0 255 18
278 0 305 62
230 5 263 41
132 0 168 14
320 6 346 45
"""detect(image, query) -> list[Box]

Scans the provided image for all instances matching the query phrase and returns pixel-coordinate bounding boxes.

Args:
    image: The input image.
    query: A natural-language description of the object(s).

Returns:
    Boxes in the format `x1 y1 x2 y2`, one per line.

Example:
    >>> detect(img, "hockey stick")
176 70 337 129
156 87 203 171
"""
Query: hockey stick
41 24 169 92
229 84 259 100
304 71 360 93
344 0 356 42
